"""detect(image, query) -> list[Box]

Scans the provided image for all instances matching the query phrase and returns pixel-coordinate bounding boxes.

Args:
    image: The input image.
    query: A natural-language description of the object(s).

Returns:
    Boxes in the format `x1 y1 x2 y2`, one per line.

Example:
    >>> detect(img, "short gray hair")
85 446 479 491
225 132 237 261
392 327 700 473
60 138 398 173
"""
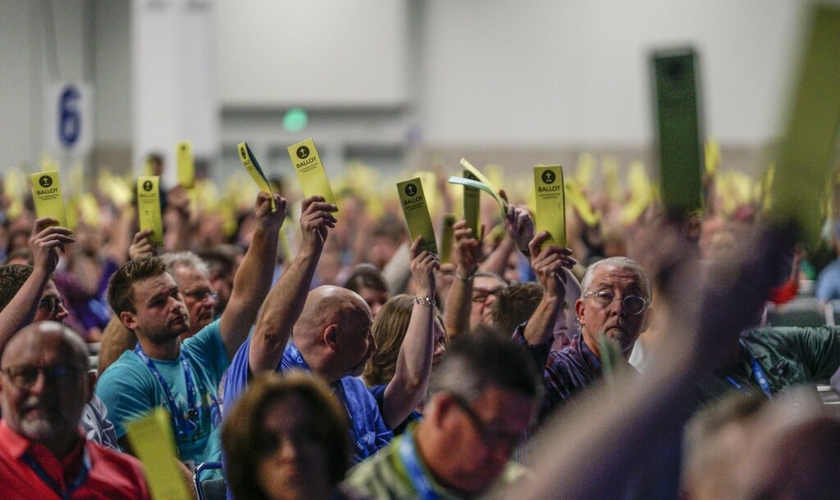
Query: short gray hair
580 256 652 301
160 251 210 285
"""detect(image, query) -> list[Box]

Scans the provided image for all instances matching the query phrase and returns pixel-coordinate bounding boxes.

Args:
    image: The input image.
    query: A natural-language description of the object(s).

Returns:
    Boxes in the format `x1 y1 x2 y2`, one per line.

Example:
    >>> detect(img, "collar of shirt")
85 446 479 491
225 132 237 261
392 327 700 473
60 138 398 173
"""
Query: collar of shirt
0 420 87 491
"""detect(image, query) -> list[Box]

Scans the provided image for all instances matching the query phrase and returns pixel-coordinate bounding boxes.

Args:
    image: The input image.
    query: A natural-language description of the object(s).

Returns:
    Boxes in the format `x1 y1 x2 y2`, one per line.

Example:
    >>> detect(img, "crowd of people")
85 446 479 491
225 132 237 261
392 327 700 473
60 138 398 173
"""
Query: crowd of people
1 153 839 500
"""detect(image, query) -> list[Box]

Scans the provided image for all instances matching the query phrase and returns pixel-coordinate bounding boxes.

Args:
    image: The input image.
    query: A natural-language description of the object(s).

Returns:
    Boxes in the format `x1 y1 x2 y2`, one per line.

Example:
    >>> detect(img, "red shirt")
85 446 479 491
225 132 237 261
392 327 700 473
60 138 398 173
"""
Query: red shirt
0 421 151 500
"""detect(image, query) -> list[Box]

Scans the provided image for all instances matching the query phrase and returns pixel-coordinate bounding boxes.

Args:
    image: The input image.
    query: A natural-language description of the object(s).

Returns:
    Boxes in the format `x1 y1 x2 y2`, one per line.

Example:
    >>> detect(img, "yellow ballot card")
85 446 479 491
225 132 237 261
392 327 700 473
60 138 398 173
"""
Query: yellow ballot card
238 141 276 211
137 176 164 245
772 5 840 243
126 408 193 500
176 141 194 189
287 138 338 208
31 170 67 227
397 178 437 254
533 165 566 247
440 214 456 264
462 169 481 239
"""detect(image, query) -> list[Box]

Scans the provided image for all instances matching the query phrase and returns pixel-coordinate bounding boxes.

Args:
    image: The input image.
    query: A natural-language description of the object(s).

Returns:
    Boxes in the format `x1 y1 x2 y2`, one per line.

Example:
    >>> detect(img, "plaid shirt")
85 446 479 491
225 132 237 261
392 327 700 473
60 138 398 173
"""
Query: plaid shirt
513 326 603 420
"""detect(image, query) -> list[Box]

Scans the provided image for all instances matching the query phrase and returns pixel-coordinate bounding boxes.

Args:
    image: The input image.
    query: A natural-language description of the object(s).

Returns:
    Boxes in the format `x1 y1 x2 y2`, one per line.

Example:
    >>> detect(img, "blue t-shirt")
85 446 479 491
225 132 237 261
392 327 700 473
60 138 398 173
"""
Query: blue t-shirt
368 384 422 436
96 320 228 465
817 259 840 302
224 338 393 461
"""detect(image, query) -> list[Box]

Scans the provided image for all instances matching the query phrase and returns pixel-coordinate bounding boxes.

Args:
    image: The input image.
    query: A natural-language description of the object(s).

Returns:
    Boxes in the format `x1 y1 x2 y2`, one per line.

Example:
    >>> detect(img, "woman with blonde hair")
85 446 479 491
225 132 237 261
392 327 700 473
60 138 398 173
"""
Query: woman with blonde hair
363 294 447 434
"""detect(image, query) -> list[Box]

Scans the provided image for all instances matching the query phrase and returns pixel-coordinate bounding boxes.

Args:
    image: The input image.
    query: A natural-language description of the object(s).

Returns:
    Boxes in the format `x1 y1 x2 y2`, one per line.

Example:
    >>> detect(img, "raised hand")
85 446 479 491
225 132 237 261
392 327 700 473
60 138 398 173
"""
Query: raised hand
409 236 440 298
128 229 156 260
299 195 337 253
254 192 287 232
29 218 75 274
528 230 575 300
453 219 482 278
505 202 536 256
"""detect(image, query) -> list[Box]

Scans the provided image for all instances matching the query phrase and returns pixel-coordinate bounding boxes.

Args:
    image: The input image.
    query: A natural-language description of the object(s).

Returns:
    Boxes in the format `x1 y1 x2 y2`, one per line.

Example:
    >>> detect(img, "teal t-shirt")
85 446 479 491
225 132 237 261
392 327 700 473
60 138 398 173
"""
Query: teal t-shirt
96 320 229 466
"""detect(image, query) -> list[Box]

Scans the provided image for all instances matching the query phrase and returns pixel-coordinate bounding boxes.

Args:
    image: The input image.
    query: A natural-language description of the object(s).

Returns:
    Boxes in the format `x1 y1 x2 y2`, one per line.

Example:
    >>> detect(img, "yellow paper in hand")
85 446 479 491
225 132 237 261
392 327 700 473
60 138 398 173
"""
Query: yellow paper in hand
126 408 193 500
462 169 481 239
31 170 67 227
533 165 566 247
287 138 338 209
137 176 164 245
440 214 456 264
417 171 438 217
397 178 437 254
238 142 276 211
176 141 195 189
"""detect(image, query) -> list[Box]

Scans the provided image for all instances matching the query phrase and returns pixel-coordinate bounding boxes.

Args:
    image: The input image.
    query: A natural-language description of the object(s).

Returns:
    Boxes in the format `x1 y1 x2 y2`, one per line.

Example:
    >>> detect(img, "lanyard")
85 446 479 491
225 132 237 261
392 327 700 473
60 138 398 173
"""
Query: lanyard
398 432 441 500
726 341 773 398
134 345 213 439
22 447 90 500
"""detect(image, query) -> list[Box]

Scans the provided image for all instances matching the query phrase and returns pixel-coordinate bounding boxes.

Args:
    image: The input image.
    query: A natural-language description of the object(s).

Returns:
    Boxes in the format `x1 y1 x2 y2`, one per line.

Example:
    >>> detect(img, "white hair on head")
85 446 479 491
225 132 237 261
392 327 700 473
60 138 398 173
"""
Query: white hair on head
580 256 652 301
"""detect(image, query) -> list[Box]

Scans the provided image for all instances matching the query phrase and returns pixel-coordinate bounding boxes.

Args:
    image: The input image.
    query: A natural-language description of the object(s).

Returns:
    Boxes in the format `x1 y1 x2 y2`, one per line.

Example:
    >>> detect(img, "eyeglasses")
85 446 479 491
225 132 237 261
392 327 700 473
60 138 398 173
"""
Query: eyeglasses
583 290 648 315
472 288 501 304
38 295 65 315
182 289 218 303
449 393 521 451
1 364 84 390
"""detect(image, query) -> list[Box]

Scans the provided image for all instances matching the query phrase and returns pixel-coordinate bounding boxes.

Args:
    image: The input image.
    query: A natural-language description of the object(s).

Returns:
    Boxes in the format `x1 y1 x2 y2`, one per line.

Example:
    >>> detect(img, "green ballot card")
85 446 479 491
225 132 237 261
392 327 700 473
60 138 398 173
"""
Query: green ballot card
287 138 338 209
652 48 703 215
462 169 481 240
397 177 437 254
137 176 164 245
238 141 276 211
460 158 508 220
31 170 67 227
126 408 193 500
772 5 840 243
440 214 456 264
533 165 566 247
176 141 195 189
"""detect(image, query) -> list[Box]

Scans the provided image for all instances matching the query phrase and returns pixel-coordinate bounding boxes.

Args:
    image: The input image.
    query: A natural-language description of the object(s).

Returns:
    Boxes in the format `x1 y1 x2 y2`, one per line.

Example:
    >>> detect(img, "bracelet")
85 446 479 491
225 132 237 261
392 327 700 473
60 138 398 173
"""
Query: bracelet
414 296 436 307
455 269 476 282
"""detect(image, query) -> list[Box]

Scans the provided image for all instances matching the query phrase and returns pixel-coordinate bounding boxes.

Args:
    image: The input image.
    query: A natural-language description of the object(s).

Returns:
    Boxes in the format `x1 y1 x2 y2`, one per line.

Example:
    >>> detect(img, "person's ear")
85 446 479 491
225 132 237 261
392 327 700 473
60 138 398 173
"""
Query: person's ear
119 311 138 330
640 305 654 332
575 298 586 327
324 325 339 349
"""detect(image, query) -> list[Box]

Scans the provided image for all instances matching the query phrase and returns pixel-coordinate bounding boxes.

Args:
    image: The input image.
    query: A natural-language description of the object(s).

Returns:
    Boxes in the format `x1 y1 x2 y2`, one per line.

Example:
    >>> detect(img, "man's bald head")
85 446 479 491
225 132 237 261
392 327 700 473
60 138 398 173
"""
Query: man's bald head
294 286 374 381
2 321 89 370
0 322 91 453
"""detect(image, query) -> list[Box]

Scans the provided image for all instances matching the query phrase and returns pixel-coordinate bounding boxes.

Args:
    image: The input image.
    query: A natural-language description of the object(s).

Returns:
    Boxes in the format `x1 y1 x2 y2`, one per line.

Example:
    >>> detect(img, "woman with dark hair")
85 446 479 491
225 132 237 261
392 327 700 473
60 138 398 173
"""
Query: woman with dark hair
343 263 390 318
222 371 352 500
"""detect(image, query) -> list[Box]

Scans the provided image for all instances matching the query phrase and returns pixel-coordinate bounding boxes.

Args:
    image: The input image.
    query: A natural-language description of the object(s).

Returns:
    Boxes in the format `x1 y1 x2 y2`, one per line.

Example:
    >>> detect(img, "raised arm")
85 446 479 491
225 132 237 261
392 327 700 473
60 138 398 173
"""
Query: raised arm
218 192 287 359
163 184 192 252
382 237 439 428
512 223 790 500
522 232 575 345
248 196 336 373
443 219 481 339
0 218 74 352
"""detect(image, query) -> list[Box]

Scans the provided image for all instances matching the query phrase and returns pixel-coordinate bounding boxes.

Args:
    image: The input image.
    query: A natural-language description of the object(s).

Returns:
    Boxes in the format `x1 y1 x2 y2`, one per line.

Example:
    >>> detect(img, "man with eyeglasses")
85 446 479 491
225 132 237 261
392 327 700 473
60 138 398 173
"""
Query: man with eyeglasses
516 255 652 418
0 321 151 499
343 334 542 500
161 252 220 340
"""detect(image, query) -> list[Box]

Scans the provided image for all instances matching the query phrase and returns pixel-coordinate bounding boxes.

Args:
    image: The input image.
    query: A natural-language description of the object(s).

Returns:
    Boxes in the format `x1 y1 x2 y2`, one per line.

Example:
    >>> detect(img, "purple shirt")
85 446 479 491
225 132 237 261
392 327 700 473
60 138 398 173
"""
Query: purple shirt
513 325 603 419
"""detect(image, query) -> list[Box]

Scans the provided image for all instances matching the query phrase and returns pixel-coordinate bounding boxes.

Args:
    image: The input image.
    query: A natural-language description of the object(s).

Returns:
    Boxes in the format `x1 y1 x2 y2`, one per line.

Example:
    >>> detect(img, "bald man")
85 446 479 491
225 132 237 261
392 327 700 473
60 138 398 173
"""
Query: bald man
224 196 394 467
0 322 150 499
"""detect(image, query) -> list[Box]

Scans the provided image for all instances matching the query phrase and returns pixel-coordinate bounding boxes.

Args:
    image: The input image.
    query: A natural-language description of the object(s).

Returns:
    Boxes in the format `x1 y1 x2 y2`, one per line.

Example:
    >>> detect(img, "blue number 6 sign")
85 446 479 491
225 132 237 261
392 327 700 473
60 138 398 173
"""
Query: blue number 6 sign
59 85 81 147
